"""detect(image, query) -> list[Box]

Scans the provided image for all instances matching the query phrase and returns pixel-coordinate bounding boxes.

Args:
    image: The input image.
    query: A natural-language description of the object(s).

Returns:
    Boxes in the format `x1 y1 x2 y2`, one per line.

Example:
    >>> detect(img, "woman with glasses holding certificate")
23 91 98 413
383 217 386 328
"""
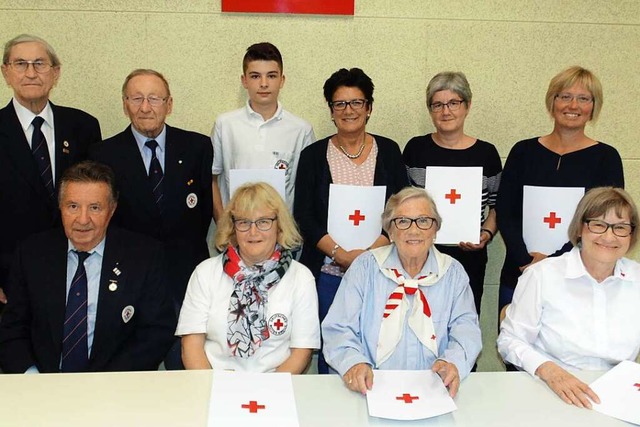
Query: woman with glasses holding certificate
403 71 502 315
496 66 624 312
498 187 640 409
322 187 481 396
177 182 320 373
294 68 408 373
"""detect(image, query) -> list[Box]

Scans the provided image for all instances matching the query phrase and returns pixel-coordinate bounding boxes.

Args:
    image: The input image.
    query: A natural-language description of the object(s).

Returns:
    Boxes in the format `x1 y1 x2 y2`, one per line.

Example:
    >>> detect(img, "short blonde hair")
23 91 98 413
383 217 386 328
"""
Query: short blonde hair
215 182 302 251
545 66 603 122
568 187 638 251
381 187 442 235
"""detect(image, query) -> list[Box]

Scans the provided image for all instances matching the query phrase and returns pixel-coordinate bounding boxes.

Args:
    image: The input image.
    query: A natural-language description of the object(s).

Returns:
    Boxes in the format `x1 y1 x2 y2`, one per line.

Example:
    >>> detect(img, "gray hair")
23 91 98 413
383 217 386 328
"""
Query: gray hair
426 71 472 110
382 187 442 234
3 34 61 67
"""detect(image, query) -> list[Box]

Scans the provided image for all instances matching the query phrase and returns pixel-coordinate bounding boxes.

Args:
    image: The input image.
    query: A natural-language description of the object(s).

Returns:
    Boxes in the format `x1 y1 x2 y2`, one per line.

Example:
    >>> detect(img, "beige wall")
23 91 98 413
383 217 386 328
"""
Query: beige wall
2 0 639 285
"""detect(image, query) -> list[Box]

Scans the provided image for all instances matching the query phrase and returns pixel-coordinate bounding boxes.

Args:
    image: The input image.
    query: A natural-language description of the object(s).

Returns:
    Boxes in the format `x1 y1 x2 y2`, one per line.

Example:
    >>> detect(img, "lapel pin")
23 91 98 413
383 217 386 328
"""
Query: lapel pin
122 305 135 323
63 141 69 147
187 179 194 186
109 280 118 292
113 267 121 276
186 193 198 208
62 148 70 154
178 160 183 164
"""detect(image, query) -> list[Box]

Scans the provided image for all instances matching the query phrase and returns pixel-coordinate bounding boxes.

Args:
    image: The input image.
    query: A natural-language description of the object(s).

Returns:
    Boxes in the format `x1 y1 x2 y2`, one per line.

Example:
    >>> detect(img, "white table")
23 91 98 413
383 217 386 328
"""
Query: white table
0 371 627 426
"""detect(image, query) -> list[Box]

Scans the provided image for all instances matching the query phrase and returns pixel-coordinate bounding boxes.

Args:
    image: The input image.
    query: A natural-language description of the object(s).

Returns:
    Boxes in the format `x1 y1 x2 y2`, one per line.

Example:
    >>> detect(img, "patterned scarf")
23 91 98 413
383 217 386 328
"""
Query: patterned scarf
371 245 452 366
223 244 292 358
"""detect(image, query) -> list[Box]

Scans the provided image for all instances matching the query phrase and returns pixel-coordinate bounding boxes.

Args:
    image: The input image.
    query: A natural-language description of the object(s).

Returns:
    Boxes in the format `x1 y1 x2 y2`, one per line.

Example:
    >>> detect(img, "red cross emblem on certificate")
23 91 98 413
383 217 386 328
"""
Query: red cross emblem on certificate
349 209 366 226
445 189 461 204
396 393 419 403
634 383 640 391
543 212 562 229
241 401 266 413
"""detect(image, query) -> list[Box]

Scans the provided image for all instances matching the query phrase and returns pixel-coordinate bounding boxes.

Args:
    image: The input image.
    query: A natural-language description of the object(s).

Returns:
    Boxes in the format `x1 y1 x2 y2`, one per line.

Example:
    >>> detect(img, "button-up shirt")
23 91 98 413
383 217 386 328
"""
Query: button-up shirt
498 247 640 375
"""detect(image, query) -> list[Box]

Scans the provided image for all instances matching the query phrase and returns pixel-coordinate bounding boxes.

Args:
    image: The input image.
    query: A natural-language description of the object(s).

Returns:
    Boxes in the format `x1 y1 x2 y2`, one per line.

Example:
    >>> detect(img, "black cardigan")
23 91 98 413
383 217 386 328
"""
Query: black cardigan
294 134 410 277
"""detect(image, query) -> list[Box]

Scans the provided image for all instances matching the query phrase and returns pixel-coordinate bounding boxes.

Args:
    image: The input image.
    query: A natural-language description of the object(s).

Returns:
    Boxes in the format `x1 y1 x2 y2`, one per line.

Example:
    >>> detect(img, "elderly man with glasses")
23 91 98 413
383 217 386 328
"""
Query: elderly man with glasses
89 69 213 370
0 34 102 307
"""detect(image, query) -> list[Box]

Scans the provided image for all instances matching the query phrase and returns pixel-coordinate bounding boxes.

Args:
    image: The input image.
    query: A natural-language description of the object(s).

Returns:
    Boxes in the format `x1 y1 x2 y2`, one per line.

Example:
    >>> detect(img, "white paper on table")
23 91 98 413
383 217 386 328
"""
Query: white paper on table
522 185 585 255
327 184 386 251
366 369 457 420
208 371 299 427
229 169 287 203
590 360 640 425
425 166 482 245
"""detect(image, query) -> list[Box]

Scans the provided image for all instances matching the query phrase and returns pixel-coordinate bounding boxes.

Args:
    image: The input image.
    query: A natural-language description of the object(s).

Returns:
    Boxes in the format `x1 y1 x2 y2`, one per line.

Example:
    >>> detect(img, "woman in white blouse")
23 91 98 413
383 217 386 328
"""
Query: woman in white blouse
498 187 640 409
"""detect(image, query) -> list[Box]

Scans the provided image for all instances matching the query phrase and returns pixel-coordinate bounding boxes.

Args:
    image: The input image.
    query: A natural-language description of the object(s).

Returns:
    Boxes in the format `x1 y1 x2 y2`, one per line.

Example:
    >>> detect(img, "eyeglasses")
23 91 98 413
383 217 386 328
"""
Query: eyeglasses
430 99 465 112
555 93 593 105
125 96 169 107
585 219 634 237
233 217 277 232
5 60 53 74
391 216 437 230
330 99 368 111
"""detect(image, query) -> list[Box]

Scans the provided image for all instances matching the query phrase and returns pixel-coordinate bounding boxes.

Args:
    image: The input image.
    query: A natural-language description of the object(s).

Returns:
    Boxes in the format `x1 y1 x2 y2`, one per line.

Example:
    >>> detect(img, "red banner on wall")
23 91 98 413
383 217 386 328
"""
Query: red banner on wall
222 0 354 15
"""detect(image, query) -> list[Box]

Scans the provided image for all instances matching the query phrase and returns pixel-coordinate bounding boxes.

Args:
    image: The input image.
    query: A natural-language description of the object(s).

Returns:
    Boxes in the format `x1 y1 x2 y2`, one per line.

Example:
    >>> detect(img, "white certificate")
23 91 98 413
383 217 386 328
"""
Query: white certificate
522 185 584 254
590 360 640 425
327 184 386 251
426 166 482 245
366 369 457 420
229 169 287 203
208 371 299 427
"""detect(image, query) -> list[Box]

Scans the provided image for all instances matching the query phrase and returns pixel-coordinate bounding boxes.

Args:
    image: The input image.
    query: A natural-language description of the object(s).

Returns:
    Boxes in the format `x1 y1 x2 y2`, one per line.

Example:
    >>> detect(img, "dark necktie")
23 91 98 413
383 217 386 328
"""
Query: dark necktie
145 139 164 213
31 116 55 199
61 251 91 373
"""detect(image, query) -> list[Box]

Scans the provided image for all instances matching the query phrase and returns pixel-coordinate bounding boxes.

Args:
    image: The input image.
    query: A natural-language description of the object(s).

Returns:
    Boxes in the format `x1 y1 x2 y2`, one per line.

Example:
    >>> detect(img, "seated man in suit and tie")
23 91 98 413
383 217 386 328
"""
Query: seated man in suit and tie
0 34 102 306
89 69 213 369
0 161 176 373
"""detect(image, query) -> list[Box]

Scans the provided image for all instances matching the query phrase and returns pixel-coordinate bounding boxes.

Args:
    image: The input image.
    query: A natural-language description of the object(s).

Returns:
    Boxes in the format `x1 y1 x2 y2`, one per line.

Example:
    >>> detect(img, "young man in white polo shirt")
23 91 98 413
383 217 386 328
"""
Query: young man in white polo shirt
211 42 315 221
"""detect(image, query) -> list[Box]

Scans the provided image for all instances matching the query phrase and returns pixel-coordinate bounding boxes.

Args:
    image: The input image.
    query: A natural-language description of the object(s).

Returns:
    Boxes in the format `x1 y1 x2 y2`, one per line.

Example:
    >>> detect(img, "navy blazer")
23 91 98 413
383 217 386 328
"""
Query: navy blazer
89 125 213 302
0 101 101 288
0 226 176 373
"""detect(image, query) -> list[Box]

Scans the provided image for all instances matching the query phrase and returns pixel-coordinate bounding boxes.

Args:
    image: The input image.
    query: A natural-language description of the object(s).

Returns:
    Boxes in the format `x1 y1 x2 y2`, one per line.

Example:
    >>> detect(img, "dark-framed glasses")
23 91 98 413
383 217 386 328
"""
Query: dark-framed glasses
233 217 277 232
391 216 437 231
330 99 368 111
585 219 634 237
6 60 53 74
125 96 169 107
555 93 593 105
430 99 464 112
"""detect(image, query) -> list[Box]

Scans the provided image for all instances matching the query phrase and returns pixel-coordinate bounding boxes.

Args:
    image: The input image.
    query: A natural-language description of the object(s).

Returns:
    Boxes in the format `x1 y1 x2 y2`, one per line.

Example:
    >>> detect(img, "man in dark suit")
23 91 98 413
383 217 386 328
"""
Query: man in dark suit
0 161 175 373
89 69 212 369
0 34 101 305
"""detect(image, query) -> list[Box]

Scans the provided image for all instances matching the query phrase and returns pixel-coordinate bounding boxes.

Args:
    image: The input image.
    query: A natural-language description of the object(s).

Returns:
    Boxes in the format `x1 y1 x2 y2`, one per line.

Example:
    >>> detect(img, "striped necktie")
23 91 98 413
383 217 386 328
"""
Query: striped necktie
145 139 164 213
61 251 91 372
31 116 55 199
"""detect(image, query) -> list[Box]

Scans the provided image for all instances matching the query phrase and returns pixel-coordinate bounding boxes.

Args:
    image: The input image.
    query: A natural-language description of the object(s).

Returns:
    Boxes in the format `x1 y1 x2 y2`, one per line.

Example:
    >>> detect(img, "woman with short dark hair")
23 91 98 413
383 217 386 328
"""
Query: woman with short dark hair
294 67 409 373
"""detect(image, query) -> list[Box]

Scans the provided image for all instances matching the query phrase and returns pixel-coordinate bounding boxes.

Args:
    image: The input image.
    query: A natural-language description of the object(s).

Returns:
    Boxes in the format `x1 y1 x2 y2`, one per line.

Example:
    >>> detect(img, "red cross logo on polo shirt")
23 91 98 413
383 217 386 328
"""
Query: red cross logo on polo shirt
349 209 366 226
241 401 266 413
445 189 461 204
543 212 562 229
396 393 419 403
273 318 284 331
